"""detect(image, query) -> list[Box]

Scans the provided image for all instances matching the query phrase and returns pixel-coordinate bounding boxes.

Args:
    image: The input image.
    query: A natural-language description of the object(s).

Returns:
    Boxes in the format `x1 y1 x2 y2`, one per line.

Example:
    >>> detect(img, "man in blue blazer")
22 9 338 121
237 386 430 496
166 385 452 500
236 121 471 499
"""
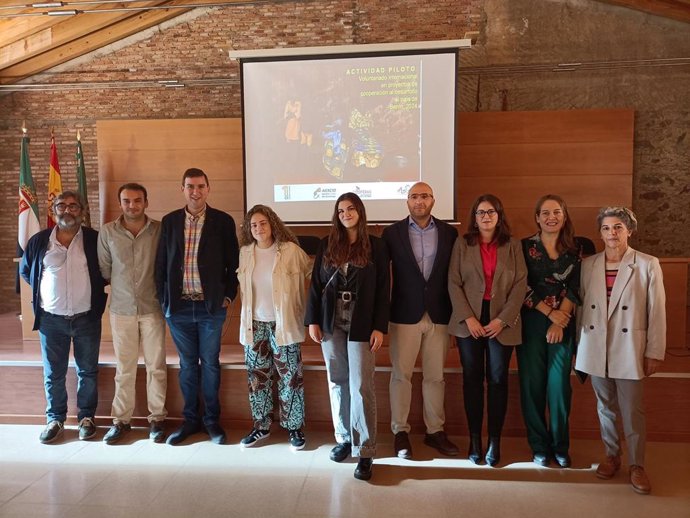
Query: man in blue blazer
21 191 107 444
382 182 459 458
155 168 239 445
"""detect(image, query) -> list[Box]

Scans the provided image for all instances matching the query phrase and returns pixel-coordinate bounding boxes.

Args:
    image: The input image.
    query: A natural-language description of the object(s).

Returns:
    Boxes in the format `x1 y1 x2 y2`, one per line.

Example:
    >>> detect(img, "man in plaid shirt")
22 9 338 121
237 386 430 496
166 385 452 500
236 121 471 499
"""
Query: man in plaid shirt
155 168 239 445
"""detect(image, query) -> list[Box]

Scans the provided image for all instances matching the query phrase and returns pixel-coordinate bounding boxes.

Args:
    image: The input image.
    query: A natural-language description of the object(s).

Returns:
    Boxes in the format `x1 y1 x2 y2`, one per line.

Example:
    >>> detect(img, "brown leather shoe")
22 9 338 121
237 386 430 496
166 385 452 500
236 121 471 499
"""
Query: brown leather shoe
629 465 651 494
596 455 621 479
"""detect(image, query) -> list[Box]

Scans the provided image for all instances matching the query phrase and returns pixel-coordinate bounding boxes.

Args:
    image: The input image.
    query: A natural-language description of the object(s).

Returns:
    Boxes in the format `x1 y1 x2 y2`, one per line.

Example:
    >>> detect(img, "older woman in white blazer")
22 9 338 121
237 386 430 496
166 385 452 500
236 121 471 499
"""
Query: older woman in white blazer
575 207 665 495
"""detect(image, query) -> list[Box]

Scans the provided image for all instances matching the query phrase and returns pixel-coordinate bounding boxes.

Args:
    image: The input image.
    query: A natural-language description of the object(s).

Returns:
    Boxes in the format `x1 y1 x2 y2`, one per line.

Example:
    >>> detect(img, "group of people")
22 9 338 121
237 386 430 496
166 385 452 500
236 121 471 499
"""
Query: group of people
20 170 666 494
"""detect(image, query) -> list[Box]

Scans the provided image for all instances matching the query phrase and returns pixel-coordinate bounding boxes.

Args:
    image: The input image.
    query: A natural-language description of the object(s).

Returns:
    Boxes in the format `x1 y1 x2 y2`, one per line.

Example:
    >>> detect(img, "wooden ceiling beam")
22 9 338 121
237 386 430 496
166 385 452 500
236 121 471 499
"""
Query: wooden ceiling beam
0 8 192 84
595 0 690 24
0 0 249 84
0 2 174 69
0 1 173 47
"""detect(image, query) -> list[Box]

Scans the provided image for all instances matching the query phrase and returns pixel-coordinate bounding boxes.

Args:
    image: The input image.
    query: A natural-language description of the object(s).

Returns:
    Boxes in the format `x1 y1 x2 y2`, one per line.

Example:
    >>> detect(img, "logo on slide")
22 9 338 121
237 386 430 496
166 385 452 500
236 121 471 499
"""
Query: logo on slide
313 187 321 199
282 185 291 200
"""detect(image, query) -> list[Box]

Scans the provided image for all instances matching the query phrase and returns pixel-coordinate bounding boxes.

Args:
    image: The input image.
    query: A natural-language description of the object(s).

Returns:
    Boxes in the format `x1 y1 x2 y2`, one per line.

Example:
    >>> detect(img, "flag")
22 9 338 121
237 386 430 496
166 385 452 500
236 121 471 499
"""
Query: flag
18 129 41 256
46 134 62 229
76 131 91 228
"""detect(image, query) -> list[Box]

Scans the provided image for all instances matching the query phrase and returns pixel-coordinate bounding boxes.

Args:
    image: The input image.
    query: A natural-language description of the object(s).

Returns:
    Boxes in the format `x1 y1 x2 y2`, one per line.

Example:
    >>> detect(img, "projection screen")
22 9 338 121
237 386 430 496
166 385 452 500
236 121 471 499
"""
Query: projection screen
241 47 458 223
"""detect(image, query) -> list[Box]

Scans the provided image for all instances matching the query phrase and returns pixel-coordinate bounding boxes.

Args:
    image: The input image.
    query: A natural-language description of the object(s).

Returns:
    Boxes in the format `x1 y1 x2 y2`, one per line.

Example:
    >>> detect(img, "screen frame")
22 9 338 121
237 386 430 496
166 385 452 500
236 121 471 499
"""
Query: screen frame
239 47 459 224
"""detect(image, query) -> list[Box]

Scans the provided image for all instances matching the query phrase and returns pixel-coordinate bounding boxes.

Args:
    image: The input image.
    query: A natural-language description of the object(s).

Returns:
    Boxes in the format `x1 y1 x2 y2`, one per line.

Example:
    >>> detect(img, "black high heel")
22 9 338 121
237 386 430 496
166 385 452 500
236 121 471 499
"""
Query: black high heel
468 434 483 464
485 436 501 467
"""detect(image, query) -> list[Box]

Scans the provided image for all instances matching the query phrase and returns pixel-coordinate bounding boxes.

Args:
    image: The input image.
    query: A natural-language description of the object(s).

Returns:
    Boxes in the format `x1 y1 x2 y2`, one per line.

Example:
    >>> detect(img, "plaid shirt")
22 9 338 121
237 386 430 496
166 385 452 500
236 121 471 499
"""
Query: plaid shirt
182 207 206 296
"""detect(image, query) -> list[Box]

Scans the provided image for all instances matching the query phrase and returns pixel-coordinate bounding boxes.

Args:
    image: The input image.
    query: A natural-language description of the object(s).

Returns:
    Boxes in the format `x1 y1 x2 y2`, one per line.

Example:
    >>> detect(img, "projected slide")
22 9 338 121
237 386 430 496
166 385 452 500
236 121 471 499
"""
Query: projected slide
243 51 456 222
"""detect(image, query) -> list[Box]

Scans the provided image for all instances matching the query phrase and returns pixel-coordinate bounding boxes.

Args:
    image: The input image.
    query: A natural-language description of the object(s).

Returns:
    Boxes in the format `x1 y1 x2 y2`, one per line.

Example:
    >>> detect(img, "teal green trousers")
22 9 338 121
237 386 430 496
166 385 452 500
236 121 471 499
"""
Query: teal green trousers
517 309 574 456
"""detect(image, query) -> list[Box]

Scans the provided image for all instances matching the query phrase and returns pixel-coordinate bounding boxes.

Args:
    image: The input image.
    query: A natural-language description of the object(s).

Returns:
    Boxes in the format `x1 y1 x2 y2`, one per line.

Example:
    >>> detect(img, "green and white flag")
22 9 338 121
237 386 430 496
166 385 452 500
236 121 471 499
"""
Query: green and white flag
18 130 40 255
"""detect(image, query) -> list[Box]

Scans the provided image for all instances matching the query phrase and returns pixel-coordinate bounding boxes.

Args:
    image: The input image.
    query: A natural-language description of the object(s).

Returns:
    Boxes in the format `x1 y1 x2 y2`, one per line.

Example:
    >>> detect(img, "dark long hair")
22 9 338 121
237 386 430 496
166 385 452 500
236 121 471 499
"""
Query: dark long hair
534 194 578 254
324 192 371 268
239 204 298 247
463 194 512 246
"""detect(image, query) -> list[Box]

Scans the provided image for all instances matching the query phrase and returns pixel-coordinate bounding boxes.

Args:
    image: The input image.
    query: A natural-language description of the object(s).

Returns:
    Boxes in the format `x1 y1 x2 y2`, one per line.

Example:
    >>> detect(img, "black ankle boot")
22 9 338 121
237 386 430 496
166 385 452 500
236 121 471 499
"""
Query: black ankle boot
468 434 483 464
485 436 501 467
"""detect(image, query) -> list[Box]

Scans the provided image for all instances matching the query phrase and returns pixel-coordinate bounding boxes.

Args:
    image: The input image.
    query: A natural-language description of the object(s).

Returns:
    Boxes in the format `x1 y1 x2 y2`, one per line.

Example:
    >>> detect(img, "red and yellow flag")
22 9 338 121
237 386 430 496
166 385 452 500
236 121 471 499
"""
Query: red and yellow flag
46 133 62 228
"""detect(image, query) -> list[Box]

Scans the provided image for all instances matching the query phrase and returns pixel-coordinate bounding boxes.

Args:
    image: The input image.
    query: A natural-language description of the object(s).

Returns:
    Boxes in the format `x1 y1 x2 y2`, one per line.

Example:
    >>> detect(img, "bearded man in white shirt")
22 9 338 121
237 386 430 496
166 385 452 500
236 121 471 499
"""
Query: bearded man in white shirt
20 191 107 444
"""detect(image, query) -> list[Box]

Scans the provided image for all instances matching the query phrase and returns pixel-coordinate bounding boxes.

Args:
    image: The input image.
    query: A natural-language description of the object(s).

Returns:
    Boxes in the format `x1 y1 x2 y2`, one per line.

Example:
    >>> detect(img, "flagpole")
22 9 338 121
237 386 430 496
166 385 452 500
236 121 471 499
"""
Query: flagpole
76 130 92 228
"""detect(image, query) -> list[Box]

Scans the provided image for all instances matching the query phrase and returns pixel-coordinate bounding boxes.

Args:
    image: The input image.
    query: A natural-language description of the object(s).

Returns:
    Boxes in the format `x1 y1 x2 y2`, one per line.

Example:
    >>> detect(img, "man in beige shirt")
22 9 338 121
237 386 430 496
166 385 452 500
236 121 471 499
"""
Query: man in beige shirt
98 183 167 444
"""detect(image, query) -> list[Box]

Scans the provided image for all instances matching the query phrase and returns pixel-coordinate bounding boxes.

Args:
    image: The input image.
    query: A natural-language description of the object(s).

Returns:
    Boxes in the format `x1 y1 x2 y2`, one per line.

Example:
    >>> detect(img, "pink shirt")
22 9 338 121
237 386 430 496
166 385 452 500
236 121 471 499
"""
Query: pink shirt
480 241 498 301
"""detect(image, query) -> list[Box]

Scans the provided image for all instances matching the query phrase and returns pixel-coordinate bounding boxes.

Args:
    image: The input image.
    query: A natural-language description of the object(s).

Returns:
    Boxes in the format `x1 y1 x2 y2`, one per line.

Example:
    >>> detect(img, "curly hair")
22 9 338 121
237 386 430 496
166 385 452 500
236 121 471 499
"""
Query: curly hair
463 194 512 246
534 194 578 255
324 192 371 268
239 204 298 247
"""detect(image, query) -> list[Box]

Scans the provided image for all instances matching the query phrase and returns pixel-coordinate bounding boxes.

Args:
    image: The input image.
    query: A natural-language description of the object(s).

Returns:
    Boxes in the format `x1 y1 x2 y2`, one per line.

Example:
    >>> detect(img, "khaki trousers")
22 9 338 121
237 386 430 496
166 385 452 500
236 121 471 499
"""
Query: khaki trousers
389 314 450 434
110 312 167 424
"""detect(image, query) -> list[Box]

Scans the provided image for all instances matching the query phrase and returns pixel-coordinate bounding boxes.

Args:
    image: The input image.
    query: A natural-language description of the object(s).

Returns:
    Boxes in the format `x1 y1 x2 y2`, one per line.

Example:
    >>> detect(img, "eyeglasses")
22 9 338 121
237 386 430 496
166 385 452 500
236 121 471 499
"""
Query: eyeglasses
54 203 82 213
475 209 497 217
408 193 433 201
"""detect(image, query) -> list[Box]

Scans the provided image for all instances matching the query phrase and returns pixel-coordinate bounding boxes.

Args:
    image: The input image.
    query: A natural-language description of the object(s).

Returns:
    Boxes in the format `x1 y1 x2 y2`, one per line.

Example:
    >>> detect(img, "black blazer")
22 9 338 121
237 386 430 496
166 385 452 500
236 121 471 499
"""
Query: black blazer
305 235 390 342
20 227 107 330
155 205 239 316
382 216 458 325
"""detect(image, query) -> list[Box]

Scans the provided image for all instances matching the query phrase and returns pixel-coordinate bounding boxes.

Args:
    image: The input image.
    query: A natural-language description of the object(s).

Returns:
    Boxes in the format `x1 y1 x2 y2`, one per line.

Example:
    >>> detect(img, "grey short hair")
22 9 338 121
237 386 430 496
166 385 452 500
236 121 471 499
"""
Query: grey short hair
54 190 84 208
596 206 638 233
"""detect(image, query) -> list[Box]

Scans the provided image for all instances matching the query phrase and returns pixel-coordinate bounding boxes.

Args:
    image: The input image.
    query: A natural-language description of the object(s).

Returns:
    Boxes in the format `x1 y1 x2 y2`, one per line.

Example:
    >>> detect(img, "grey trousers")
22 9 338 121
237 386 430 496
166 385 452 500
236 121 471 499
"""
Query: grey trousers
590 375 646 466
321 300 377 458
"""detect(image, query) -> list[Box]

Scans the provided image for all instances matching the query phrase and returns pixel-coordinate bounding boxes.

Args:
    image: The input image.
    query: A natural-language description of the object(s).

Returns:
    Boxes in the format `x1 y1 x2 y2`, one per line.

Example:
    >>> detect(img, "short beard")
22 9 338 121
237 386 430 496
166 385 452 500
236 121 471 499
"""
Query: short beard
56 214 82 230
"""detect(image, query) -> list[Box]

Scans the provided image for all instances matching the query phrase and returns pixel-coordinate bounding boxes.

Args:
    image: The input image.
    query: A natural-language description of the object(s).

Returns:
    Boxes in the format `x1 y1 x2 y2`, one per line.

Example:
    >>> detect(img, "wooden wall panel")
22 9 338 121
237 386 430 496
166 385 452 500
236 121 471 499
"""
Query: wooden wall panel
457 109 635 145
97 118 244 228
3 364 689 442
456 109 634 246
458 142 632 176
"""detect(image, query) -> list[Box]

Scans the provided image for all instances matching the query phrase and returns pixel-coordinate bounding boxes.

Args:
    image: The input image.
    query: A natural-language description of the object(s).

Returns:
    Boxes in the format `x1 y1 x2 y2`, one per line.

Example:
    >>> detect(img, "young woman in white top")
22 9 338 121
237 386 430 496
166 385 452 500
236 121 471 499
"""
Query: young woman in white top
237 205 311 451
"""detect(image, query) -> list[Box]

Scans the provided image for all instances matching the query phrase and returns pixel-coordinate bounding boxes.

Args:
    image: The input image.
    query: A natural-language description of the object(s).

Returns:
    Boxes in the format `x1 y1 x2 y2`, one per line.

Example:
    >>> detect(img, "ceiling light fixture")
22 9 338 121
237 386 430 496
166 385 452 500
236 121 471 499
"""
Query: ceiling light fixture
47 8 78 15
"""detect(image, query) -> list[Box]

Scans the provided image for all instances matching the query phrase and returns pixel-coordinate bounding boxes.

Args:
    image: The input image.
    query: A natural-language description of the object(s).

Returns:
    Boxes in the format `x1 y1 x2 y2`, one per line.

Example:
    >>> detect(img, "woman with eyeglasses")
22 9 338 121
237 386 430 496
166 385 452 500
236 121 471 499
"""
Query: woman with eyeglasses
305 192 390 481
575 207 665 494
236 205 312 451
448 194 527 466
518 194 581 468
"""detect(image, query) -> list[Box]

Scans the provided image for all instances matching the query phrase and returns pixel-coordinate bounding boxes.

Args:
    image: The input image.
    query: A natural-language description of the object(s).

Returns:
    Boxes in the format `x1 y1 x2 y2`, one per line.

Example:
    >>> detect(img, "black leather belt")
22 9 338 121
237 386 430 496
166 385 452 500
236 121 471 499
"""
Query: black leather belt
46 311 89 321
337 291 356 302
181 293 204 301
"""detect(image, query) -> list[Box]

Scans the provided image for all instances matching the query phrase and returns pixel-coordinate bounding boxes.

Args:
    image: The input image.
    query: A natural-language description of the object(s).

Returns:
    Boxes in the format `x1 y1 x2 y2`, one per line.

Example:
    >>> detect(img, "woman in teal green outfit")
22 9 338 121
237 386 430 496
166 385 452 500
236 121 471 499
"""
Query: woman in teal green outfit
518 194 580 468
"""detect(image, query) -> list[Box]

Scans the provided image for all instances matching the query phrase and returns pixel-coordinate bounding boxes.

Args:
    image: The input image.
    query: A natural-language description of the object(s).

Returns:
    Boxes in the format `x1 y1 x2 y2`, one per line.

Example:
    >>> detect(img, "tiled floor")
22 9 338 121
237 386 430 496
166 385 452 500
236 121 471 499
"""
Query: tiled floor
0 425 688 518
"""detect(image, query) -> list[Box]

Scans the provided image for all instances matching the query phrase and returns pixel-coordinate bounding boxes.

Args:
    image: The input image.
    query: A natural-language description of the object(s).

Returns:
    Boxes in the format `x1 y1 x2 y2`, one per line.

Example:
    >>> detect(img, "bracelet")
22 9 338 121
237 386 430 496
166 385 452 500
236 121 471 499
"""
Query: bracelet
546 308 553 317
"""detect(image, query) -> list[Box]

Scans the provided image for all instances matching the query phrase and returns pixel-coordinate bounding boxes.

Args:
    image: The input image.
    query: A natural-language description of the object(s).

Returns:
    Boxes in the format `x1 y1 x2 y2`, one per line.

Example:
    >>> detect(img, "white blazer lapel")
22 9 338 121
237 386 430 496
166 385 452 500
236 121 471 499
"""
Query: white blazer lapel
589 253 608 313
607 247 636 319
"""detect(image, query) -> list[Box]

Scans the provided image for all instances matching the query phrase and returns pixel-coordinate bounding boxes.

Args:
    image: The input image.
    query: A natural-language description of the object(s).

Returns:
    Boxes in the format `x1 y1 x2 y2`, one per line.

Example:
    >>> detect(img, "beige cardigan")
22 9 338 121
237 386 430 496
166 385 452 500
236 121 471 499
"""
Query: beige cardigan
575 247 666 380
237 241 311 346
448 237 527 345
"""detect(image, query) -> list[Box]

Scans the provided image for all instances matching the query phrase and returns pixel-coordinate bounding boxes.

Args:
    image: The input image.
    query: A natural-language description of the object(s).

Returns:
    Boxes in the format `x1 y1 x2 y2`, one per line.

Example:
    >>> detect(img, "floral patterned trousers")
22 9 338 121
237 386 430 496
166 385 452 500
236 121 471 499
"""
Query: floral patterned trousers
244 320 305 430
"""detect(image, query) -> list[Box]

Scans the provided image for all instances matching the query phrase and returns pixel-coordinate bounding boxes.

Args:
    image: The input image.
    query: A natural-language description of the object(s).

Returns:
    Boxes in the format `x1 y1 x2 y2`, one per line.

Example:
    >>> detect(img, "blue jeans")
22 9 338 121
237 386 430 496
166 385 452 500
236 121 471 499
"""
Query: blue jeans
166 300 226 425
38 312 101 423
320 300 377 458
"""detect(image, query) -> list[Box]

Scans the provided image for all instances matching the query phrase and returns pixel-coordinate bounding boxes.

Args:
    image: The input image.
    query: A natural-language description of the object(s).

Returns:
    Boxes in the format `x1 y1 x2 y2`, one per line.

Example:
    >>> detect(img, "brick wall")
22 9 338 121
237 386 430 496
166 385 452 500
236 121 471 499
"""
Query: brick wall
0 0 480 313
1 0 688 314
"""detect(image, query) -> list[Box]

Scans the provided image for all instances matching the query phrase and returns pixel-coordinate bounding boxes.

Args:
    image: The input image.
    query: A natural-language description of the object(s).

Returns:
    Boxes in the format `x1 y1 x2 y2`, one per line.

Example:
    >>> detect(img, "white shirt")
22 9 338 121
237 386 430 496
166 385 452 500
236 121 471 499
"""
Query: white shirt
40 227 92 316
252 243 277 322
